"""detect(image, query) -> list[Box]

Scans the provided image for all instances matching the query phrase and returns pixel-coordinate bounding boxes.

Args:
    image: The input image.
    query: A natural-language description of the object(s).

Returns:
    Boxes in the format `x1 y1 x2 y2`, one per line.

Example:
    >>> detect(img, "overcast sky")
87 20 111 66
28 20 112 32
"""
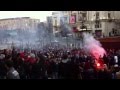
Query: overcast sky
0 11 54 22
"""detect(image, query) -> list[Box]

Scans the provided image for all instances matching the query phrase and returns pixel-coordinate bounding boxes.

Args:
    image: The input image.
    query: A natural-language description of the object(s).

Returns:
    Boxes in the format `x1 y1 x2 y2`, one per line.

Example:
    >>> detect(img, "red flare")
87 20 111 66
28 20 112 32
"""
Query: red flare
97 63 100 67
95 59 104 70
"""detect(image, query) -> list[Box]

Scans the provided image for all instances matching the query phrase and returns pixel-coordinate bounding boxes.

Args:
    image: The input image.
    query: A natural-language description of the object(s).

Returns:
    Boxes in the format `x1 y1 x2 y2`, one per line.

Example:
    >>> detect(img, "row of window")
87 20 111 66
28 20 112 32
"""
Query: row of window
0 20 38 25
71 12 112 21
95 12 111 19
95 24 102 28
54 12 112 25
0 22 37 27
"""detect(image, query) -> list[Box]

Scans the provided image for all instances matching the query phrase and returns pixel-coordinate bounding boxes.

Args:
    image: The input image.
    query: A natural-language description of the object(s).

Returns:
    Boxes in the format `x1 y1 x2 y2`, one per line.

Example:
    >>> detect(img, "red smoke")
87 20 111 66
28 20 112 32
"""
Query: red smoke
83 33 106 60
83 33 106 69
90 44 106 60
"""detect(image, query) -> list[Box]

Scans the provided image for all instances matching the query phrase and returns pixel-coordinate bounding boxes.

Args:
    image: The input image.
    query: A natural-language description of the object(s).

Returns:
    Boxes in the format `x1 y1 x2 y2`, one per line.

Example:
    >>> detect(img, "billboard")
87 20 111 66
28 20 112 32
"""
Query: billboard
70 15 76 24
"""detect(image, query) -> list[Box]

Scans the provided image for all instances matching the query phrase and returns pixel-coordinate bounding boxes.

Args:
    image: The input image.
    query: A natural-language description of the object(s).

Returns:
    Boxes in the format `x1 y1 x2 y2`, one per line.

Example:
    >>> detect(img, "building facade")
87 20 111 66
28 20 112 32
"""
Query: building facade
69 11 120 38
52 11 70 36
0 17 40 31
46 16 53 33
52 11 61 35
88 11 120 38
60 11 70 24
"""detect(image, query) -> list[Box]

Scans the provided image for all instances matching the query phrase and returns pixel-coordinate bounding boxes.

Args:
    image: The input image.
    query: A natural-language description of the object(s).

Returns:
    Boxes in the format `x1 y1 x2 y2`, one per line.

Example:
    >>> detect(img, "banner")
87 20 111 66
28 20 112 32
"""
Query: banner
70 15 76 24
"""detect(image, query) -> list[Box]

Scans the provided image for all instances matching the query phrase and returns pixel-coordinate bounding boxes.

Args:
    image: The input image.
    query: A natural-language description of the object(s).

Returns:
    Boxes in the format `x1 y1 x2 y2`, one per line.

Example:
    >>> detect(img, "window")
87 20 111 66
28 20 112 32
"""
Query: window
95 24 99 28
96 12 99 19
108 13 111 19
64 17 67 21
83 13 87 20
55 27 58 31
96 12 99 17
55 19 57 26
95 21 101 28
95 23 101 28
82 13 86 18
78 14 82 21
95 30 102 38
112 28 117 35
78 11 81 14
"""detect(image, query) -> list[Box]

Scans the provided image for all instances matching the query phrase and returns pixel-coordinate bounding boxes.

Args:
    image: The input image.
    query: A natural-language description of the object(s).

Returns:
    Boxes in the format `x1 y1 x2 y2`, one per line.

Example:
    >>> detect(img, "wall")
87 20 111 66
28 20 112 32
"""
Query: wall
114 11 120 19
99 37 120 49
102 21 115 37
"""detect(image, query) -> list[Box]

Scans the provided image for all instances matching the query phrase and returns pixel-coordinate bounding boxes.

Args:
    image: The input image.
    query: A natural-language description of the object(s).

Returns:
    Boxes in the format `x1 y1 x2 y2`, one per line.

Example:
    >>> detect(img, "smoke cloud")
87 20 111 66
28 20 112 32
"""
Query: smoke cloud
0 11 106 57
82 33 106 59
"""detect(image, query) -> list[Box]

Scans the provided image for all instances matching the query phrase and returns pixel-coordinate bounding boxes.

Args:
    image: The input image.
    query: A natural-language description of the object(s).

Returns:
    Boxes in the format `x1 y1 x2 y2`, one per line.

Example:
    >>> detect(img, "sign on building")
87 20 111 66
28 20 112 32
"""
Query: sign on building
70 15 76 24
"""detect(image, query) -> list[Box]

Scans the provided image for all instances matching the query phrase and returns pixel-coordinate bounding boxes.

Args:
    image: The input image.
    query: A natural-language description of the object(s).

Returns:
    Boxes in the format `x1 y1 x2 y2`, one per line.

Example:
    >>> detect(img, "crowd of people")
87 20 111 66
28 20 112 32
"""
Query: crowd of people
0 46 120 79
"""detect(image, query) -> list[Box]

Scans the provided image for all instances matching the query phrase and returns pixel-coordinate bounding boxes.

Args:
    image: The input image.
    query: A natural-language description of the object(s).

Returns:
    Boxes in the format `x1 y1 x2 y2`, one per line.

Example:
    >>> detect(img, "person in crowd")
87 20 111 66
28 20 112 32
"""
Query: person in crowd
0 47 119 79
0 54 7 79
5 60 20 79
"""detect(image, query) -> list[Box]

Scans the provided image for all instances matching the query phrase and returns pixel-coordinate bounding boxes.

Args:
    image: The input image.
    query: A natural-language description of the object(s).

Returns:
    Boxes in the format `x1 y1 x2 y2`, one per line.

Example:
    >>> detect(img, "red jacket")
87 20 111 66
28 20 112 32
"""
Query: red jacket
27 56 36 64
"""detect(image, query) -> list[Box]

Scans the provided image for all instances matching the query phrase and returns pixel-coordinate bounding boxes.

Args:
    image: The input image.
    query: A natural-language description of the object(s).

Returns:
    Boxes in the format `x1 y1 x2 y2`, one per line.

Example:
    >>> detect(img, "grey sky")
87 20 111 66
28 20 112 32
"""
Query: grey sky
0 11 54 22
